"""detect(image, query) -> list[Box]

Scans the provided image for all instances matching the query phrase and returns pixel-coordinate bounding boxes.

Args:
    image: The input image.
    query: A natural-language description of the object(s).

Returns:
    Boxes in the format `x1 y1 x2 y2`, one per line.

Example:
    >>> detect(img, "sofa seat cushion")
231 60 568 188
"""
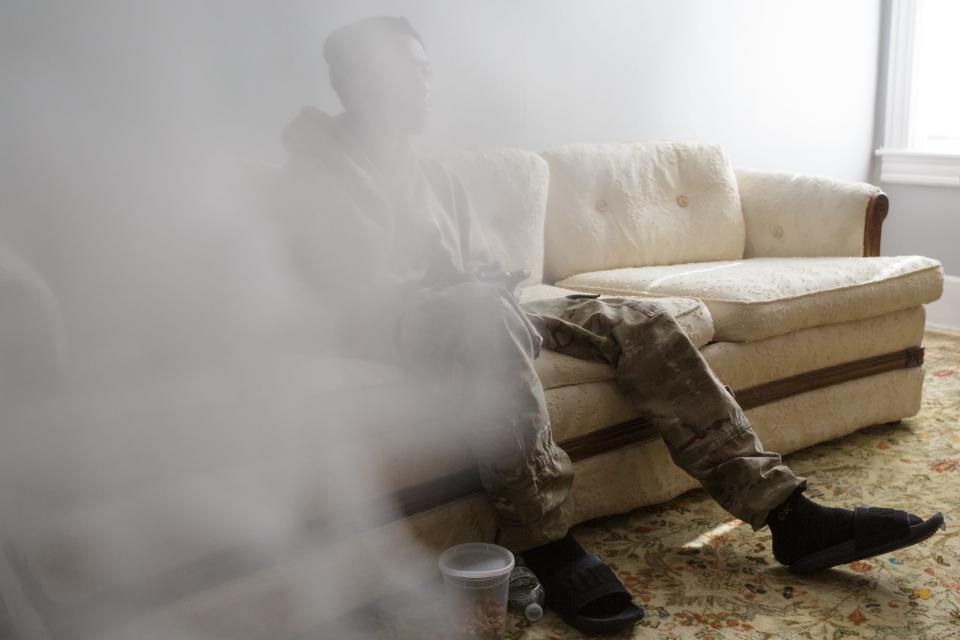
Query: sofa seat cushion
701 306 925 390
520 284 714 350
519 284 715 389
556 256 943 342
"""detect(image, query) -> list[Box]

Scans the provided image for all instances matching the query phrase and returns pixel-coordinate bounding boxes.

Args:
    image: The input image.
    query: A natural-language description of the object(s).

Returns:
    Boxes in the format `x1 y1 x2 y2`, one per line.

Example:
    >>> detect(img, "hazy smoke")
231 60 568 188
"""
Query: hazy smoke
0 3 498 638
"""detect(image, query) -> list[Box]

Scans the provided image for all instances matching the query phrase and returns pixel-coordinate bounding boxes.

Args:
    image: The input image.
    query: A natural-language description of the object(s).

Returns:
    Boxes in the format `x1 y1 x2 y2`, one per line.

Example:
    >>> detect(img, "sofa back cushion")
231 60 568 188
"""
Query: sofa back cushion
439 148 550 286
541 142 745 282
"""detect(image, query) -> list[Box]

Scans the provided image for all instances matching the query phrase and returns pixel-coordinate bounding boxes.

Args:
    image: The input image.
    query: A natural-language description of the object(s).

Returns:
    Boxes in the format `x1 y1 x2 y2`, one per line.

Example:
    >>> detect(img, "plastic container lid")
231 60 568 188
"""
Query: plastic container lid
438 543 515 580
524 602 544 621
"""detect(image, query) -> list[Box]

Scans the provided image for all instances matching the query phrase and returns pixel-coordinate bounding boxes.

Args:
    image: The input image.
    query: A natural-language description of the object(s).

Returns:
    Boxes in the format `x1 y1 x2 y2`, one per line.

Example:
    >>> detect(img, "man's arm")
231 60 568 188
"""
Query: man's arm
271 158 413 357
424 160 528 296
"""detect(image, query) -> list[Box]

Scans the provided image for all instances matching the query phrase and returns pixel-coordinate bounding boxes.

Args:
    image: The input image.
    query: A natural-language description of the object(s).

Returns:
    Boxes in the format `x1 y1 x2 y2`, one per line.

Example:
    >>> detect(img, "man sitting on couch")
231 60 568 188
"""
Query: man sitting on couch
275 16 943 635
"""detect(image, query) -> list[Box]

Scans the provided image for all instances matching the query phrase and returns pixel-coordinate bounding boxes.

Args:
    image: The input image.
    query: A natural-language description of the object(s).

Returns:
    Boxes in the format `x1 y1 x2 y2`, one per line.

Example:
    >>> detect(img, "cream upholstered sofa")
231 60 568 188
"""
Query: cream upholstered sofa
0 142 944 638
442 142 942 530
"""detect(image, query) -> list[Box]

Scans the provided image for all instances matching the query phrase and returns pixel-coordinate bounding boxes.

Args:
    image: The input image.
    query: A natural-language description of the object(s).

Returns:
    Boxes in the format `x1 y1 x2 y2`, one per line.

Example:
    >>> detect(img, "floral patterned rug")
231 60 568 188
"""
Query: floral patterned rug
506 329 960 640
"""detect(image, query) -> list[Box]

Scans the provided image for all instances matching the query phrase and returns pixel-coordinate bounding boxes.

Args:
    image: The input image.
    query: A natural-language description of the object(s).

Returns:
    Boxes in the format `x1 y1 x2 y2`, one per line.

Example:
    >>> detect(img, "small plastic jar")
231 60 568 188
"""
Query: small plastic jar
438 543 515 640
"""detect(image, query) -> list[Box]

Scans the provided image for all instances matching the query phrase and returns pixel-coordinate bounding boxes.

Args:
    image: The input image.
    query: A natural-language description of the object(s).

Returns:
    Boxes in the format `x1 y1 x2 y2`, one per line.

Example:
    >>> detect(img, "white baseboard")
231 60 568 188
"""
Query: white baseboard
927 274 960 331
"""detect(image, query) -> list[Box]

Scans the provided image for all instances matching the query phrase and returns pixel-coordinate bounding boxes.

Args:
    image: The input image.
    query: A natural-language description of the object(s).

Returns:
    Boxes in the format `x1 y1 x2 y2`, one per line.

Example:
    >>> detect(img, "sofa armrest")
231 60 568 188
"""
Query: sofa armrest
735 169 888 258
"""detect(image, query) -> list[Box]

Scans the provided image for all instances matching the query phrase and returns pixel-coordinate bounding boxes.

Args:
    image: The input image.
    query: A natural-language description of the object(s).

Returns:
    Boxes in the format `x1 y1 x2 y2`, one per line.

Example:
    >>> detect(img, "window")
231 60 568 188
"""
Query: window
912 0 960 153
877 0 960 186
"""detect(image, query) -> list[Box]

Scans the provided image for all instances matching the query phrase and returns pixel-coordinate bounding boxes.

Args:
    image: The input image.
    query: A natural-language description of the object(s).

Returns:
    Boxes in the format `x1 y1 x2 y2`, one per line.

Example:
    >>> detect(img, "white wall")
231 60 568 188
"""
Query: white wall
405 0 883 181
881 183 960 328
183 0 884 180
6 0 885 177
882 185 960 274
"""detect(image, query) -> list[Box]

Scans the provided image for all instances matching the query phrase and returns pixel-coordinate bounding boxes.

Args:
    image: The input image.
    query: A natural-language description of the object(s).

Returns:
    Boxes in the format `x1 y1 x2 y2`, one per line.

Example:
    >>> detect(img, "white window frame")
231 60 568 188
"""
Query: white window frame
876 0 960 187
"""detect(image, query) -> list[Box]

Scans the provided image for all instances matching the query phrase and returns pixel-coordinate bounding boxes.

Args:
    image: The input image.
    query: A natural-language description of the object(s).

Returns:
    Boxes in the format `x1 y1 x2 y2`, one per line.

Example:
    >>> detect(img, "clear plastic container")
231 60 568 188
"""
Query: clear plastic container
438 543 515 640
507 566 545 622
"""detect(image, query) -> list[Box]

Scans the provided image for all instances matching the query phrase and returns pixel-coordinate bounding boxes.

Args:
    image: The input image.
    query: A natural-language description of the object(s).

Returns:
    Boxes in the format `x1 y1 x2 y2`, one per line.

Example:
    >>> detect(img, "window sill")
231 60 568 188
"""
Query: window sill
875 149 960 187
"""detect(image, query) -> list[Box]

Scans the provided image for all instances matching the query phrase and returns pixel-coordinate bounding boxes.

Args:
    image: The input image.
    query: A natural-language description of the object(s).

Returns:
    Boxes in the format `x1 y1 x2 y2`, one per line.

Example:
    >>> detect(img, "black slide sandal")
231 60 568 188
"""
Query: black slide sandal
540 554 644 635
789 508 945 574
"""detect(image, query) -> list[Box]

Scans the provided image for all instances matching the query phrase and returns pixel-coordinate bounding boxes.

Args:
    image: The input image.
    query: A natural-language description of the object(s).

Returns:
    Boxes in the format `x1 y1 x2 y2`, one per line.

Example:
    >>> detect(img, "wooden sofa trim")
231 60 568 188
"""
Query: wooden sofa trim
864 192 889 257
394 345 924 512
564 345 922 462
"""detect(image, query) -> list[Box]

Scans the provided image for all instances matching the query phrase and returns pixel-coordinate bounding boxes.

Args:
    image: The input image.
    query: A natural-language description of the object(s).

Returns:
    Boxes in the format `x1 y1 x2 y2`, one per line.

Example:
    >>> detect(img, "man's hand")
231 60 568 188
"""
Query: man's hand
475 268 529 298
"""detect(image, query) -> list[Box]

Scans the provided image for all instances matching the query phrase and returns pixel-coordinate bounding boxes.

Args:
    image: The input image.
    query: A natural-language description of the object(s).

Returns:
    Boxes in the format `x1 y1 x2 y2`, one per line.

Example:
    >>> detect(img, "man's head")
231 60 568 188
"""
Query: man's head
324 17 432 134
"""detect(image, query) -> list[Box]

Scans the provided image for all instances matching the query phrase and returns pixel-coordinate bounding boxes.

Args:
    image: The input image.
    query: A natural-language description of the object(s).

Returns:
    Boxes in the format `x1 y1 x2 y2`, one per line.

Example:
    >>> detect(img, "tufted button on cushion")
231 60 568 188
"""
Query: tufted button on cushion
772 224 784 239
595 199 608 213
676 195 689 208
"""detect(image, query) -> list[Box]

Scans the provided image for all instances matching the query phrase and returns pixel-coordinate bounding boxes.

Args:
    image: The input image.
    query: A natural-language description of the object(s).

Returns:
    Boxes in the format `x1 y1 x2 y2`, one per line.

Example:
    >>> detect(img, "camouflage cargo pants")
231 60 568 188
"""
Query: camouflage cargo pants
397 283 806 551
